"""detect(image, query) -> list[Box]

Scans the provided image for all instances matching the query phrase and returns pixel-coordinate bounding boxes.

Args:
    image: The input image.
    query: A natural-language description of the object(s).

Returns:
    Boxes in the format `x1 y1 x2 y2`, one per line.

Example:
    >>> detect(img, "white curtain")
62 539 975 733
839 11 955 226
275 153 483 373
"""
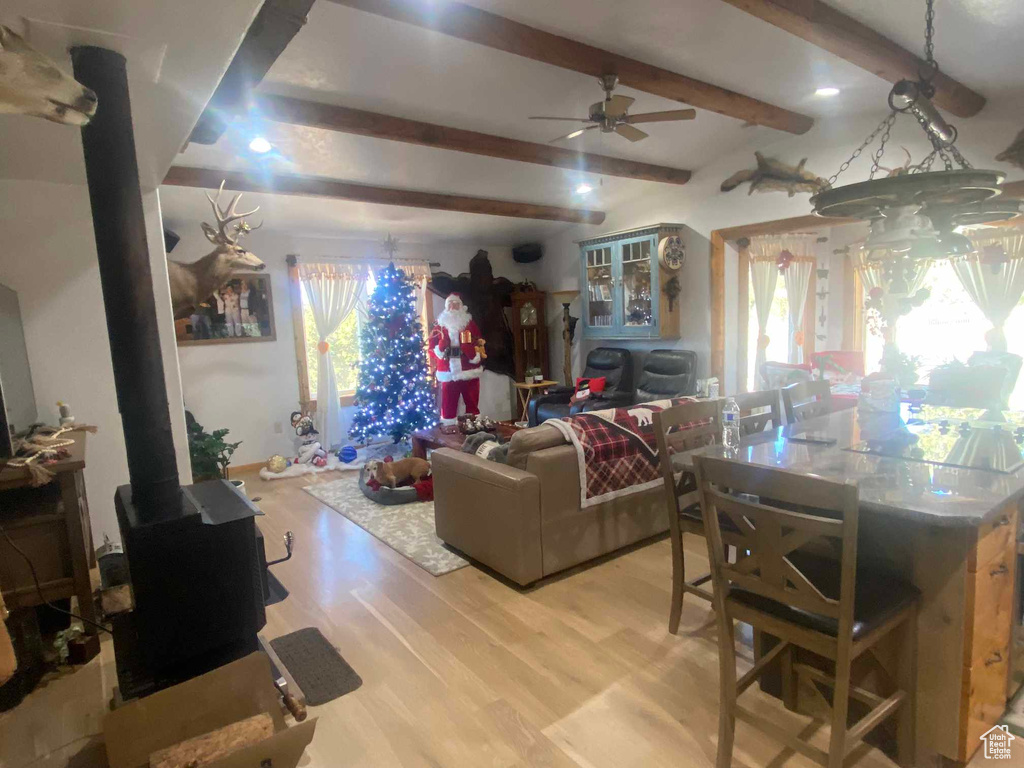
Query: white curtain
749 235 815 374
953 230 1024 351
748 252 779 385
299 263 366 449
784 258 813 363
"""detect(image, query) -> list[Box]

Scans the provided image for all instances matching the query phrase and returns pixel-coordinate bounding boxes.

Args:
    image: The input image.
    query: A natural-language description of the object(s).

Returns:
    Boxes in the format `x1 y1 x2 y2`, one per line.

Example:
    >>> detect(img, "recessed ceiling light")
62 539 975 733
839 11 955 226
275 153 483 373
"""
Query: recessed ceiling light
575 183 593 195
566 129 586 140
249 136 273 153
814 87 841 97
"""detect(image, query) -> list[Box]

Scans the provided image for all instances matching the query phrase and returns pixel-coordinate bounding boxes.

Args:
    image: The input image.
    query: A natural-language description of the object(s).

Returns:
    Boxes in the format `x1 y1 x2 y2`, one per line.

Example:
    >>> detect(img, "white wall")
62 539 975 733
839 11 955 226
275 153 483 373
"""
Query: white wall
0 180 190 546
167 225 541 465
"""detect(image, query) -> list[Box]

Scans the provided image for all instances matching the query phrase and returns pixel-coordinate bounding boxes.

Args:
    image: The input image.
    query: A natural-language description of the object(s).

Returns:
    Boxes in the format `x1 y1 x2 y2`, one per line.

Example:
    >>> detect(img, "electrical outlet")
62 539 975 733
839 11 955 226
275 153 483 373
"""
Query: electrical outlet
273 422 283 434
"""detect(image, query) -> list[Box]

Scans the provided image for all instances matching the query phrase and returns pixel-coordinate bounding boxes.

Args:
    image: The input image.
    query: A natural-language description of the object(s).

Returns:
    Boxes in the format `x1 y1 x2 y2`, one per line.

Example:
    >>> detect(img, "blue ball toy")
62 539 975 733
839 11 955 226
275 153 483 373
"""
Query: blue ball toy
339 445 358 463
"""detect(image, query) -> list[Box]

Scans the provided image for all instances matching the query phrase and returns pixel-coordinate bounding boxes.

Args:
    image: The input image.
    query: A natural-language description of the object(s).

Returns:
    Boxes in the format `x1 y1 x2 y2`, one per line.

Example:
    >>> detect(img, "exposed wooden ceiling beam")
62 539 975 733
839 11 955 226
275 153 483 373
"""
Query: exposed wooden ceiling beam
326 0 814 135
716 0 985 119
190 0 317 145
163 166 606 224
257 95 692 185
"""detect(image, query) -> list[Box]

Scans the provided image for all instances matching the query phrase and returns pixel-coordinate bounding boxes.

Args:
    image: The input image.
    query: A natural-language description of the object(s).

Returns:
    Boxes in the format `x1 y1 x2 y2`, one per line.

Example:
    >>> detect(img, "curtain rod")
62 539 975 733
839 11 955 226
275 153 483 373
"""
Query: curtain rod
286 253 440 267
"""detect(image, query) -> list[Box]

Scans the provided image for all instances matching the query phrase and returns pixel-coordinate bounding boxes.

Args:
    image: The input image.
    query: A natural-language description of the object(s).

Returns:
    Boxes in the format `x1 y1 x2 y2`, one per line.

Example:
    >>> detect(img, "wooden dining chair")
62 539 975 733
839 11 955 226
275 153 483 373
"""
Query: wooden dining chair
692 455 919 768
654 399 746 634
781 379 833 424
733 389 782 437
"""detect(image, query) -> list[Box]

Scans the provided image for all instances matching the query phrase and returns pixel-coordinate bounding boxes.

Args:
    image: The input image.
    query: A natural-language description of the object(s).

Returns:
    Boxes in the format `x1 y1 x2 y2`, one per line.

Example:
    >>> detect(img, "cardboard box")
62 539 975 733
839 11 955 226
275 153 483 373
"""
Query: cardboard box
104 652 316 768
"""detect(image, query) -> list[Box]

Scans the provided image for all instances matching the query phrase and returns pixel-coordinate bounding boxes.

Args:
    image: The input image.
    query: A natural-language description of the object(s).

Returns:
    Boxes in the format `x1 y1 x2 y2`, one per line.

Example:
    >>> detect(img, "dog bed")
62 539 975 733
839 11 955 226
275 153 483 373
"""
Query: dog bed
358 464 421 506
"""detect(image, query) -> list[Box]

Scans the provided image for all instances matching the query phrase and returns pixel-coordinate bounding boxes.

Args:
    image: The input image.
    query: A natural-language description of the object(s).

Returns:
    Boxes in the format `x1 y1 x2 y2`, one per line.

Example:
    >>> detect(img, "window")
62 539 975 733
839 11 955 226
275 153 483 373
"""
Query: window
746 275 791 391
292 263 433 409
863 261 1024 408
301 290 362 397
299 269 375 399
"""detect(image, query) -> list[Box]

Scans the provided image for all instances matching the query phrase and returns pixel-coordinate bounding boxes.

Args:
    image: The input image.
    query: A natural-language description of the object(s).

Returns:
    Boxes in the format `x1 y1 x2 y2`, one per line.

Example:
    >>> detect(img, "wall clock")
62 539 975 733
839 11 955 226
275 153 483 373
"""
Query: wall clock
658 235 685 271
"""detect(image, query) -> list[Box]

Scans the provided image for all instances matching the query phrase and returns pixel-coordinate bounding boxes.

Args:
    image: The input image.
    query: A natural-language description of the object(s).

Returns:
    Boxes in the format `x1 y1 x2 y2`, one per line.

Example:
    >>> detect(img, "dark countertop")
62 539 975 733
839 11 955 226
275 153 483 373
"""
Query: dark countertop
674 406 1024 528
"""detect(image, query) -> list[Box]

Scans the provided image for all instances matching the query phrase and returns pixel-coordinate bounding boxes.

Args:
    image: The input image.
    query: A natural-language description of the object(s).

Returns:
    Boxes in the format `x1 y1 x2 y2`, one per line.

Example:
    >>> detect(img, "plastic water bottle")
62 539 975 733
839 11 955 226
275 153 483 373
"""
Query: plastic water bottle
722 397 741 451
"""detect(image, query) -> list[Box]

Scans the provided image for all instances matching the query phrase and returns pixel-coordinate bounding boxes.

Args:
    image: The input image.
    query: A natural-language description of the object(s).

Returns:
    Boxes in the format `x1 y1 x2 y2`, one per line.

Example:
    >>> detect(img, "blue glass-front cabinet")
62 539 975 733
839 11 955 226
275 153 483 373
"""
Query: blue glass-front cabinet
579 224 683 340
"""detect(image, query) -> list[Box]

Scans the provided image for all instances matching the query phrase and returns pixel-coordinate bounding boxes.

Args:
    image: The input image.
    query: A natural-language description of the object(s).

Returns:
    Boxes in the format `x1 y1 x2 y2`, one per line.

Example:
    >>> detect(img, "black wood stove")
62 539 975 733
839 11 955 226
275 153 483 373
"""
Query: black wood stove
72 46 266 698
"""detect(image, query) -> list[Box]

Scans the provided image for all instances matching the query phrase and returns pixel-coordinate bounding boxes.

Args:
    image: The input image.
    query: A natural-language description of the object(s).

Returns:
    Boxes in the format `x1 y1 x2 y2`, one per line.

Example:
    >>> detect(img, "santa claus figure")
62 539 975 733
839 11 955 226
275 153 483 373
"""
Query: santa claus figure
430 293 483 424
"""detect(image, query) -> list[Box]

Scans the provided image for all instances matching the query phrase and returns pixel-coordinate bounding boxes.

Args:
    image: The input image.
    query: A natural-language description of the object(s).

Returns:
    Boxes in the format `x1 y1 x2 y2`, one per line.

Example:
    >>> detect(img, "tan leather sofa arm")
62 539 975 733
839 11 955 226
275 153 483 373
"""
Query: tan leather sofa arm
431 448 543 585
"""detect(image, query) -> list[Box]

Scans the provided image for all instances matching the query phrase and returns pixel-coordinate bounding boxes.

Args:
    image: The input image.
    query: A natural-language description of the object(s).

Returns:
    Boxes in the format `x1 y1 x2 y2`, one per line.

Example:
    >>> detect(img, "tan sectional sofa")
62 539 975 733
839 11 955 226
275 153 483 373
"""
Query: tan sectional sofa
432 423 669 586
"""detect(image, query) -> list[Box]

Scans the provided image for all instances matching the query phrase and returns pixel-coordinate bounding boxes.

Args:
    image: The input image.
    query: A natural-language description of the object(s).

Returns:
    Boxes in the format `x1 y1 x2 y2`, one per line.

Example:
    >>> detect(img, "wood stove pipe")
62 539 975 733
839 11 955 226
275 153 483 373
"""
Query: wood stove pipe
71 46 182 522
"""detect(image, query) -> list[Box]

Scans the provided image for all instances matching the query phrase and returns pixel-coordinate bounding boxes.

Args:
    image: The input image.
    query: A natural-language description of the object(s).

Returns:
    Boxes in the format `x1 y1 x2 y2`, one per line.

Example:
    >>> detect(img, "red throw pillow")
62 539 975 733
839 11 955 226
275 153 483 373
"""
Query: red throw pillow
570 376 607 405
575 376 606 395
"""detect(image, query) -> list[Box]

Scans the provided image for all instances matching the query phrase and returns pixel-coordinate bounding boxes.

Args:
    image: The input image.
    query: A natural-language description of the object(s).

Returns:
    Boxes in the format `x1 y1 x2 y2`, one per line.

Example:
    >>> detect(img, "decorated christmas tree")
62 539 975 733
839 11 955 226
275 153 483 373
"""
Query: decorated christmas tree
349 259 437 443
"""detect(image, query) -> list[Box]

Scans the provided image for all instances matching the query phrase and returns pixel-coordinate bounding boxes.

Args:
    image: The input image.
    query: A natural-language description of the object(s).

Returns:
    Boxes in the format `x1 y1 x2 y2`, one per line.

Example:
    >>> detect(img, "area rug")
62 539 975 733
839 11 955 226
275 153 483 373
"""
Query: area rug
303 476 468 576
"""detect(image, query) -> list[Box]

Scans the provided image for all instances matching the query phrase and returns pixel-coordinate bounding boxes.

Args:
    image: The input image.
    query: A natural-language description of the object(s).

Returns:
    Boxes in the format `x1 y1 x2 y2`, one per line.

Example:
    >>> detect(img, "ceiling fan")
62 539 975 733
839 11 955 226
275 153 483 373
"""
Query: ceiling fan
530 74 696 143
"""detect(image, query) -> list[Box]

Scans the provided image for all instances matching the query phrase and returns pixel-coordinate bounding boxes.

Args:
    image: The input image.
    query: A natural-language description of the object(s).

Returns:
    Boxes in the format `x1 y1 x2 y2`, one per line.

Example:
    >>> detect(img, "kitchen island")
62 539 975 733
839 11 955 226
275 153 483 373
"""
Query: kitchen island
677 405 1023 765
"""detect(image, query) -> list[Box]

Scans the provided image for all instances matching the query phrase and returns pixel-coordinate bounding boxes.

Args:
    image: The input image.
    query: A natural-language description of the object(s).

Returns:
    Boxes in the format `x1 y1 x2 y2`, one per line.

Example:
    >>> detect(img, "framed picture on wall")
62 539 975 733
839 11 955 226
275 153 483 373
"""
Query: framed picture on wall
175 273 276 346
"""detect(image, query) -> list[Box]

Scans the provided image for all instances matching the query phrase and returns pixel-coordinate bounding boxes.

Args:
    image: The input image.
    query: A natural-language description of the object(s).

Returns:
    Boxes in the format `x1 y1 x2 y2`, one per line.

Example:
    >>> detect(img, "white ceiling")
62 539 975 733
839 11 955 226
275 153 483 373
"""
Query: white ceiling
0 0 264 188
165 0 1024 244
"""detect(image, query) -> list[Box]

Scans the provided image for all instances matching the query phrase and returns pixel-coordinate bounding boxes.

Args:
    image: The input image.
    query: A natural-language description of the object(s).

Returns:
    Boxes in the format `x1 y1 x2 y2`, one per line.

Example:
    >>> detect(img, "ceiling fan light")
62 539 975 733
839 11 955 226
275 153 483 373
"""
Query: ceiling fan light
575 183 593 195
814 87 840 97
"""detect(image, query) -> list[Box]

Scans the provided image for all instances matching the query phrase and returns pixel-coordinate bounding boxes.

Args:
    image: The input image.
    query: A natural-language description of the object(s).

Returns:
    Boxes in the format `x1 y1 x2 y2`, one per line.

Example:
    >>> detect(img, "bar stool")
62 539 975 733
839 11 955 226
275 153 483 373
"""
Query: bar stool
734 389 782 436
782 380 833 424
693 454 919 768
653 399 728 634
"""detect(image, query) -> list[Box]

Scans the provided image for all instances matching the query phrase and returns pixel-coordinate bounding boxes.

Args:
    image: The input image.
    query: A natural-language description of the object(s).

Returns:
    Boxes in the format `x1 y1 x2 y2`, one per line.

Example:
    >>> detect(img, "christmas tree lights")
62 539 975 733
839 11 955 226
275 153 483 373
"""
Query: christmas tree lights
349 263 437 443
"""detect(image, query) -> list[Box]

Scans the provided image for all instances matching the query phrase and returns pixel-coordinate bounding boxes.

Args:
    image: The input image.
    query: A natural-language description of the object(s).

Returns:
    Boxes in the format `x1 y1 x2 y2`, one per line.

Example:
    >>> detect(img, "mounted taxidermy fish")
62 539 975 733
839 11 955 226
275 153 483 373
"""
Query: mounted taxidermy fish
996 127 1024 171
721 152 826 196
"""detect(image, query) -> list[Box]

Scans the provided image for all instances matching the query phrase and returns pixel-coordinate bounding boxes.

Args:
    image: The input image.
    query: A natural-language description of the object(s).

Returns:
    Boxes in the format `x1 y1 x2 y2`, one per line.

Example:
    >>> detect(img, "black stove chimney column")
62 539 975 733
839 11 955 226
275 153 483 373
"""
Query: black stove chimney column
71 47 181 522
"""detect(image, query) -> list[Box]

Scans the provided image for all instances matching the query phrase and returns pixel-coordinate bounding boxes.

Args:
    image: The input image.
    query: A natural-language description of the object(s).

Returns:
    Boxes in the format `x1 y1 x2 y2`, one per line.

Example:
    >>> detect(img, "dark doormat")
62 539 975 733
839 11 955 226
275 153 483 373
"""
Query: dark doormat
265 570 289 606
269 627 362 706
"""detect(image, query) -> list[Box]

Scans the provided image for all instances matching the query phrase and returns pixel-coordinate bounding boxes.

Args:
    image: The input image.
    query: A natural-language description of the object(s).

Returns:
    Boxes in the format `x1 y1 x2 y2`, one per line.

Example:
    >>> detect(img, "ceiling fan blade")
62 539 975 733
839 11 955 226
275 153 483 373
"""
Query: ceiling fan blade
529 116 592 122
625 109 697 125
614 123 648 142
603 94 635 118
549 125 598 143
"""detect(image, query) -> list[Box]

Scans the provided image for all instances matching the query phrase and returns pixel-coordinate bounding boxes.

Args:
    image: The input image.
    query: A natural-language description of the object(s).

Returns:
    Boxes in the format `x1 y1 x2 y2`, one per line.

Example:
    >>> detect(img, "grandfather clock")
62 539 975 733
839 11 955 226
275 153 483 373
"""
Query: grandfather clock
510 291 549 382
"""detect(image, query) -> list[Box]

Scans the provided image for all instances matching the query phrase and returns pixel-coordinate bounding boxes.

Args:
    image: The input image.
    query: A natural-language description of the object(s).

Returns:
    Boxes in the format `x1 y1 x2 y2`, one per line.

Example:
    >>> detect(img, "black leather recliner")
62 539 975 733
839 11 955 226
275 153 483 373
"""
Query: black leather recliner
570 348 698 416
634 349 698 402
528 347 634 426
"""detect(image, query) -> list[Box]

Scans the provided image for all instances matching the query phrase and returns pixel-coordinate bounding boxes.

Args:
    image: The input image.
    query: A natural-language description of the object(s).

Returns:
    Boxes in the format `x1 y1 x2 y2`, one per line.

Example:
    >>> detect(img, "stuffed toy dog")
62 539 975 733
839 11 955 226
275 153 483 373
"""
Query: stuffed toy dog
370 457 431 488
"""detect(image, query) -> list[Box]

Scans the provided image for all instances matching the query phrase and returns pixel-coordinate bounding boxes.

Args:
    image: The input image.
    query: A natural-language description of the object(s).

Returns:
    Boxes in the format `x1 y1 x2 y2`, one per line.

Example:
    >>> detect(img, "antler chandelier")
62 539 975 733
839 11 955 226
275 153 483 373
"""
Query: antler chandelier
810 0 1022 261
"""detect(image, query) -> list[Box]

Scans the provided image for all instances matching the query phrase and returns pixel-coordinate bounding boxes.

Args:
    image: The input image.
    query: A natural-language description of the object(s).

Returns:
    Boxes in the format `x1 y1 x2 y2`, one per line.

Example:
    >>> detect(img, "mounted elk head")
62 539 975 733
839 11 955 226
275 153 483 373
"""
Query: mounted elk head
167 182 265 320
0 25 97 125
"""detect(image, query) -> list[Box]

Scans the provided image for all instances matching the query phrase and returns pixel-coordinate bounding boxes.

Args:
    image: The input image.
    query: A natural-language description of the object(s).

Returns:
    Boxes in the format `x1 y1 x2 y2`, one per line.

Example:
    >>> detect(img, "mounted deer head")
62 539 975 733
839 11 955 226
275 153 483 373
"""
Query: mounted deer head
167 182 266 320
0 25 97 125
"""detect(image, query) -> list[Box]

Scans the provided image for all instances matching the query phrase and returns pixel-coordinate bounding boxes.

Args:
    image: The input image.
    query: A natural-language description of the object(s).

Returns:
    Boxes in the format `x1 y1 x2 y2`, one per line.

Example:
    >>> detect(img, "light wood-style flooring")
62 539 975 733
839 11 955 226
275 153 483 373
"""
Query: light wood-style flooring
1 467 1020 767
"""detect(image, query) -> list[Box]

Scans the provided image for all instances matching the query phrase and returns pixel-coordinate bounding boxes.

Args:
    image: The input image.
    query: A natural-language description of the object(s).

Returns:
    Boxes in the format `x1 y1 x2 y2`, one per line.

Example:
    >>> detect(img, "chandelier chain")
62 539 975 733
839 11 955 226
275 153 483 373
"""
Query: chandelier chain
868 114 896 180
920 0 938 93
826 112 897 188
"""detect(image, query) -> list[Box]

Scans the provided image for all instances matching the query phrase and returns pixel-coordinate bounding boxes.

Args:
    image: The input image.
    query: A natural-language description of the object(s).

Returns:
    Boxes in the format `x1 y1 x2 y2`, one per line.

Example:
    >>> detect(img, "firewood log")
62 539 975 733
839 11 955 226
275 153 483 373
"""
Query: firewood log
148 712 274 768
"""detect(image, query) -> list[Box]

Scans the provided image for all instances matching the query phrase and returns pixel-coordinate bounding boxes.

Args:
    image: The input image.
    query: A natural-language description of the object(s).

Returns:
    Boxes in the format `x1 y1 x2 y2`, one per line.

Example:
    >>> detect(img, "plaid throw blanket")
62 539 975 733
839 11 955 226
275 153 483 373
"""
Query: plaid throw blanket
545 397 700 509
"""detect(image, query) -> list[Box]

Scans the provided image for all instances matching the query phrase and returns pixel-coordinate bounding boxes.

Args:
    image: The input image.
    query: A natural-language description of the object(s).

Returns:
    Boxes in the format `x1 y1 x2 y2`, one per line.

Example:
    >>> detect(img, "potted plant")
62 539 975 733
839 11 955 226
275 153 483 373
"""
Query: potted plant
525 366 542 383
187 420 242 482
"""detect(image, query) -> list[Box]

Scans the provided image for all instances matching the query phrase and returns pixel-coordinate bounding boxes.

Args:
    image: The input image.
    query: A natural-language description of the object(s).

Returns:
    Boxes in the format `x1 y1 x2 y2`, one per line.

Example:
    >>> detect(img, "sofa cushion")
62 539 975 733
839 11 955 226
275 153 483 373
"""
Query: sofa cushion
506 423 568 470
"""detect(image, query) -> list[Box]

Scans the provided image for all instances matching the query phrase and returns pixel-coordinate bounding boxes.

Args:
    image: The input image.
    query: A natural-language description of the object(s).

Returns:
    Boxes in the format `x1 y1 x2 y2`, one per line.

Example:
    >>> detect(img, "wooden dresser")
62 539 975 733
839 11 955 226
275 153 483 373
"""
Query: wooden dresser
0 433 99 638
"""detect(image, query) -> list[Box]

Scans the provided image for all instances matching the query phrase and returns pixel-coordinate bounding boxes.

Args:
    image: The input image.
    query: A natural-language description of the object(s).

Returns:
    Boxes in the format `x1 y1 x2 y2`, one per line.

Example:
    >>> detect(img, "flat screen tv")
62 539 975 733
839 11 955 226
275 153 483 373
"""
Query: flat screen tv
0 283 37 460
